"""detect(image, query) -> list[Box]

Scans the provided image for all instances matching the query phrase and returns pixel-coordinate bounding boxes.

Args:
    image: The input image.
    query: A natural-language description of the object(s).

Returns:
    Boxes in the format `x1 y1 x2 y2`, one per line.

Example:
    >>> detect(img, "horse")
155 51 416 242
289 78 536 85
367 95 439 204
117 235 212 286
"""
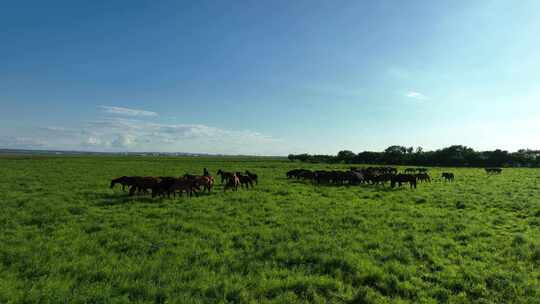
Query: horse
217 169 234 184
485 168 502 175
298 171 316 182
110 176 138 191
245 170 258 185
168 177 200 197
415 173 431 183
224 174 240 192
151 177 178 198
370 173 393 186
442 172 455 182
129 177 160 196
346 170 364 185
236 172 254 189
390 174 417 189
286 169 310 179
195 175 214 193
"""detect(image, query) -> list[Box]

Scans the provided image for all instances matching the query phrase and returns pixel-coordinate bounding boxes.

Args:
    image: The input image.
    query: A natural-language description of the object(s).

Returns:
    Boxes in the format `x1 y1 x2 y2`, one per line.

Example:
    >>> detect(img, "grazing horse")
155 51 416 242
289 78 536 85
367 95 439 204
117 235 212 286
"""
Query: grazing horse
129 177 160 196
196 175 214 193
245 170 258 185
168 177 200 197
442 172 455 182
217 169 234 184
347 170 364 185
224 174 240 192
287 169 308 179
415 173 431 183
110 176 137 191
370 173 393 186
151 177 177 198
236 172 254 189
298 171 317 182
391 174 417 189
485 168 502 175
184 174 214 193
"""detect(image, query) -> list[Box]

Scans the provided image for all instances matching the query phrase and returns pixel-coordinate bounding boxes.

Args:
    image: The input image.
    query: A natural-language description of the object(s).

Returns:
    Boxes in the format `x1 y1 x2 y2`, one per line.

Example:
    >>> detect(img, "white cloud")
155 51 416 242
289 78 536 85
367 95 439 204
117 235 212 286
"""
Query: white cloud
99 106 158 117
0 136 47 148
404 91 429 100
4 118 286 155
82 136 101 146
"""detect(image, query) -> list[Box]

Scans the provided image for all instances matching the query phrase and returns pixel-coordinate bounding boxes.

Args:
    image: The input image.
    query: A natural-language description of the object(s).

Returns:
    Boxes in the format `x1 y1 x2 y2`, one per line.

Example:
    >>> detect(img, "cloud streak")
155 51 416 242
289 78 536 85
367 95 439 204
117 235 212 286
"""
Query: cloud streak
404 91 429 101
99 106 159 117
1 118 286 155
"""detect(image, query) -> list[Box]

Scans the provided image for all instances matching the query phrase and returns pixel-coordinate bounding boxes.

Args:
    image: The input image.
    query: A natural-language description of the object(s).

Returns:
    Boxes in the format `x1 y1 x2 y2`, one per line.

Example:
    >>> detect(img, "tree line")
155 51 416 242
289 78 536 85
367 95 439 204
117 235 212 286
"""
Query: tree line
288 145 540 167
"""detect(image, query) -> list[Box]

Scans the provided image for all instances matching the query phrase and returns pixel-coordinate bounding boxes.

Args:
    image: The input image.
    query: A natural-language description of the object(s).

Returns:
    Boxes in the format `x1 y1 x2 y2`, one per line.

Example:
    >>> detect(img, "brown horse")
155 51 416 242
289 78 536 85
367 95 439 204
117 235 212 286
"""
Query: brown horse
168 177 200 197
129 177 160 196
224 174 240 192
217 169 234 184
235 172 254 189
151 177 178 198
184 174 214 193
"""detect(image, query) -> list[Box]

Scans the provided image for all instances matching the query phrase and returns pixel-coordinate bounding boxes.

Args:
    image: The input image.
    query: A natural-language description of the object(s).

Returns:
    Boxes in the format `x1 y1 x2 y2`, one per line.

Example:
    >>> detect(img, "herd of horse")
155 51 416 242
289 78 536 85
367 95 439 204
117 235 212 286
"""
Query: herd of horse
110 169 258 198
109 166 503 197
286 167 428 189
286 166 501 189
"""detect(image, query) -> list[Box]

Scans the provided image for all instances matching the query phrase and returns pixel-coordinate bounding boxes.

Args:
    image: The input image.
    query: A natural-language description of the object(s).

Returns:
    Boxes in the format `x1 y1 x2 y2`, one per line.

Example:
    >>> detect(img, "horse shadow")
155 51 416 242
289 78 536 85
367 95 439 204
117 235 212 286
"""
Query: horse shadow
80 191 157 206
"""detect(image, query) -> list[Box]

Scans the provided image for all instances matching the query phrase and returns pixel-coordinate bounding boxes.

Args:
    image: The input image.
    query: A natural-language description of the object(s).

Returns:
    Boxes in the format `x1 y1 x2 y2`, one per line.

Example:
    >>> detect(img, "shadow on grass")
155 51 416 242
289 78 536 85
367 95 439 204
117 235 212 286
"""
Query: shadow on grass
286 180 418 193
81 191 141 206
81 190 218 206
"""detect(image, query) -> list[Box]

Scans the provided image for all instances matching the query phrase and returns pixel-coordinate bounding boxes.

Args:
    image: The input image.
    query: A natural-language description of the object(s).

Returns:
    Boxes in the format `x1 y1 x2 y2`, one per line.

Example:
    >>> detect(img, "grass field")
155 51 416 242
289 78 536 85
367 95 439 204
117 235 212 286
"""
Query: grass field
1 155 540 303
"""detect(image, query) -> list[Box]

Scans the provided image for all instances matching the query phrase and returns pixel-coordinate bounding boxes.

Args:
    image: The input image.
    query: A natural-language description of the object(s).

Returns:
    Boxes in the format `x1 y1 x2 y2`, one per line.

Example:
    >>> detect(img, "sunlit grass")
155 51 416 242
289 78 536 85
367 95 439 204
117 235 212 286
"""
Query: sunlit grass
0 156 539 303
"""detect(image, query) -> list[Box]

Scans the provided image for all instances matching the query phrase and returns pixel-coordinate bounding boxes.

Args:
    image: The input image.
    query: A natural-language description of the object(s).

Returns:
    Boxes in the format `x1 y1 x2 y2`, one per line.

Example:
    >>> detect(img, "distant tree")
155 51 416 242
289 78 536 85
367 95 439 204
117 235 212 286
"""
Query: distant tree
385 145 407 155
296 153 311 162
337 150 356 163
383 145 407 164
288 145 538 167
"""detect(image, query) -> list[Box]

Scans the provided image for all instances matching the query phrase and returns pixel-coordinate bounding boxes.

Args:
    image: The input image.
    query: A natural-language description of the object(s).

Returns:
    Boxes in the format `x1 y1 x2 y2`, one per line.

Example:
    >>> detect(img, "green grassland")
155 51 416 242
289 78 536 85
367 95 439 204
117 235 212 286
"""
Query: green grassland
1 156 540 303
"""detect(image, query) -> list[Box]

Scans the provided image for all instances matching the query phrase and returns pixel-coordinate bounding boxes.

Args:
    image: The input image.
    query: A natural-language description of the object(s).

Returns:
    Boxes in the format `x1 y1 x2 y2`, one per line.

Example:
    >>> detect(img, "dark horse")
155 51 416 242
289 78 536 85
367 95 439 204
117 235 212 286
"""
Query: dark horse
110 176 138 191
390 174 417 189
416 173 431 183
485 168 502 175
245 170 258 185
442 172 455 182
217 169 234 184
236 172 254 189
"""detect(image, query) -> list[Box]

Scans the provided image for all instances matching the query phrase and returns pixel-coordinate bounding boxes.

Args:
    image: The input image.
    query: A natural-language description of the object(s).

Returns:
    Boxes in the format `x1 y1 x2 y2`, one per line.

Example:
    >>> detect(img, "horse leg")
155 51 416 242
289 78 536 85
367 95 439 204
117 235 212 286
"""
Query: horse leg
129 186 136 196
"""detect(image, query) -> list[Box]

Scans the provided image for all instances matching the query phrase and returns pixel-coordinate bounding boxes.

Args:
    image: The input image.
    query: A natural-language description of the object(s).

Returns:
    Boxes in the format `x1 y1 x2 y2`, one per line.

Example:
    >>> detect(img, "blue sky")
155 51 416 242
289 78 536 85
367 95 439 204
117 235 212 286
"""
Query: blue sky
1 1 539 155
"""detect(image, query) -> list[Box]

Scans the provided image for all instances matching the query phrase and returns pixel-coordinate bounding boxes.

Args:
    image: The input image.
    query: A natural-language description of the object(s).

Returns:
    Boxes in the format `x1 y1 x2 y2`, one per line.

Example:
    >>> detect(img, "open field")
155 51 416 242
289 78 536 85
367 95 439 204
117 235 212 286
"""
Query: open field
1 156 540 303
